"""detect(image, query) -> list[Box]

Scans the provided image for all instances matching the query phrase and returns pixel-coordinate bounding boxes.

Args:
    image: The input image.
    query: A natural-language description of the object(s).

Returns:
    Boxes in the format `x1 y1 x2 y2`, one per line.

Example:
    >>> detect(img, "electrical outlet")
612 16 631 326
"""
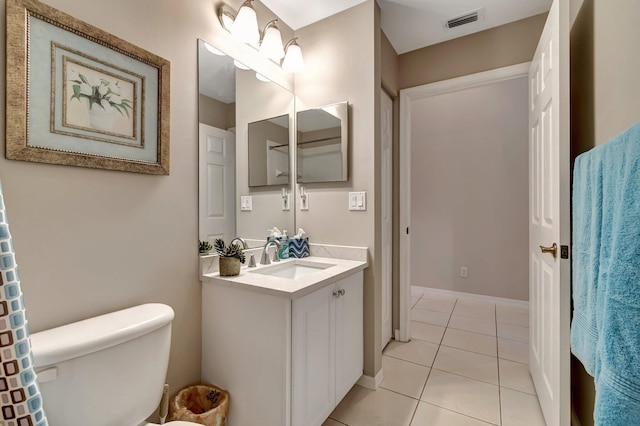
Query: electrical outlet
460 267 468 278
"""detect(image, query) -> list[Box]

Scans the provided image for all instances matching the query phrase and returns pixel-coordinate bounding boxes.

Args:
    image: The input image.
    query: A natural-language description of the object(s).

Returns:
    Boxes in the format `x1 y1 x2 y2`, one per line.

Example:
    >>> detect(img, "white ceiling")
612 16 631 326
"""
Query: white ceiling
262 0 551 54
260 0 368 30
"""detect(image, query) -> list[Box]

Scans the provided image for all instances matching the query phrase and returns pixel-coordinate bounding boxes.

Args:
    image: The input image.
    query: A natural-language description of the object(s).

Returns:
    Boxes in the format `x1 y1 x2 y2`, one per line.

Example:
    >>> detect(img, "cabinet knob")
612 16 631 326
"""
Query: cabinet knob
339 289 345 296
333 291 340 298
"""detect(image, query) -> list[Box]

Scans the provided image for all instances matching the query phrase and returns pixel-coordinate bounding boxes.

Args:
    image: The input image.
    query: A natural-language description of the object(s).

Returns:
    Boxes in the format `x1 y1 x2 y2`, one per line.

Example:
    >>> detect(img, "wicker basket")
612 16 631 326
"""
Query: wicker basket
219 257 241 276
167 384 229 426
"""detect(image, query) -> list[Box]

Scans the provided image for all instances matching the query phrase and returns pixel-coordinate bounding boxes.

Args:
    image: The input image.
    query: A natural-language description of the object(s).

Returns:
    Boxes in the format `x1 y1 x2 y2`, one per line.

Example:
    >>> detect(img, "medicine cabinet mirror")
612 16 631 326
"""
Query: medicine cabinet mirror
296 101 349 183
248 114 290 187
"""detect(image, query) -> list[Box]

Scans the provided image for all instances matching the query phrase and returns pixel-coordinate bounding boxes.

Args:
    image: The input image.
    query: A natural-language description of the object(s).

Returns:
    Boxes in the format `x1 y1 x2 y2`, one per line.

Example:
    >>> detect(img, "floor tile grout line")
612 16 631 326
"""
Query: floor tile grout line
416 400 500 426
447 324 497 338
412 297 458 417
382 352 435 369
500 383 538 397
430 366 500 387
439 342 497 358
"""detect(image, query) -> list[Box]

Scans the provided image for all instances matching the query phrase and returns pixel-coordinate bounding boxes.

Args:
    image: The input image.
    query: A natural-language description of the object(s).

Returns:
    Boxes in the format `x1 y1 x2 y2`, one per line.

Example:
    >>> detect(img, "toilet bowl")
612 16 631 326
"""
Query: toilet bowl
30 304 196 426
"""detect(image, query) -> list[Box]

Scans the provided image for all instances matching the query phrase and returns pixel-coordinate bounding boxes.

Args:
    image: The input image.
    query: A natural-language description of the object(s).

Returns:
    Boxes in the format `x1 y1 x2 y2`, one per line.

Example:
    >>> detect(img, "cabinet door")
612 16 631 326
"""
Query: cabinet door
292 284 336 426
335 271 364 402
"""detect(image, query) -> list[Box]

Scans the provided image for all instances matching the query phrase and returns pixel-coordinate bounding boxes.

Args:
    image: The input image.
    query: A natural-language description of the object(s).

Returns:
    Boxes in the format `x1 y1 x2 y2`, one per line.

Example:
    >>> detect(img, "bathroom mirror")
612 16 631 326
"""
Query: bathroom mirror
248 114 290 187
198 39 295 246
296 101 349 183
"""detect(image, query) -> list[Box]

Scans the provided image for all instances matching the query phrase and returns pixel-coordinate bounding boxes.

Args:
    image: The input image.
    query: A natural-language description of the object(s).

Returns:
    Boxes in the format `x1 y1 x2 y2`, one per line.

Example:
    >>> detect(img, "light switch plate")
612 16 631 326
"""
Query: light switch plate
282 194 290 211
300 193 309 211
349 192 366 211
240 196 252 211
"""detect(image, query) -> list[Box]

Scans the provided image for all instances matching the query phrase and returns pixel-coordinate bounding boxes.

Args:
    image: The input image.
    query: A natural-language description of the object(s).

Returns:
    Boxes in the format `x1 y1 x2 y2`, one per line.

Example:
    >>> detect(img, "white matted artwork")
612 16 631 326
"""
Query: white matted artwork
5 0 170 174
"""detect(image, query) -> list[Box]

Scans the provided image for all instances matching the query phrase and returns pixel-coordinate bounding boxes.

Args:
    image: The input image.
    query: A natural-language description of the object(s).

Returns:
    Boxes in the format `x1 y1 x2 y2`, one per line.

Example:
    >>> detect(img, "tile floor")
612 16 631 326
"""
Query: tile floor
322 290 546 426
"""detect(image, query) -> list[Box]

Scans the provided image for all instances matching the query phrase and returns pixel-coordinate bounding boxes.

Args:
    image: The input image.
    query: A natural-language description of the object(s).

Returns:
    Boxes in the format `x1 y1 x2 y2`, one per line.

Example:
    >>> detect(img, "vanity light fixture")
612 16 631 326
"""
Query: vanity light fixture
259 20 285 62
218 1 304 73
282 38 305 73
218 5 236 33
231 0 260 46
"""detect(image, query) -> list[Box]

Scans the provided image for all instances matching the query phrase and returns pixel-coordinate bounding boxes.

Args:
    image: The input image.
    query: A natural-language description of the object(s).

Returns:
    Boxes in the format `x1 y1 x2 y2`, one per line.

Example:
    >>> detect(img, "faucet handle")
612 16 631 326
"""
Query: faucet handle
248 253 256 268
272 249 280 262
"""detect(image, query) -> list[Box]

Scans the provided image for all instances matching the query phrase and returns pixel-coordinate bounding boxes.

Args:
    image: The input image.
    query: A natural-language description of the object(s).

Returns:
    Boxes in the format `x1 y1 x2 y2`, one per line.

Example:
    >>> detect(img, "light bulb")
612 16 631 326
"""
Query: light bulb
282 39 305 73
231 0 259 47
259 21 285 62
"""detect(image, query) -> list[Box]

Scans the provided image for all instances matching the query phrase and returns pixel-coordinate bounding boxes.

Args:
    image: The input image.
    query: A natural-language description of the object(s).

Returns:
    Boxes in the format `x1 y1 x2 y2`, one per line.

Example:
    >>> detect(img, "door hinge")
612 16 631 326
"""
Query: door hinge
560 245 569 259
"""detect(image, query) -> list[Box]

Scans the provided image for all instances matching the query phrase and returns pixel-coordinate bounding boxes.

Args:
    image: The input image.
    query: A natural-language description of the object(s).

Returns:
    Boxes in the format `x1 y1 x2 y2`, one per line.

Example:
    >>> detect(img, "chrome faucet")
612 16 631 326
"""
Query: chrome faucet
230 237 248 249
260 239 281 265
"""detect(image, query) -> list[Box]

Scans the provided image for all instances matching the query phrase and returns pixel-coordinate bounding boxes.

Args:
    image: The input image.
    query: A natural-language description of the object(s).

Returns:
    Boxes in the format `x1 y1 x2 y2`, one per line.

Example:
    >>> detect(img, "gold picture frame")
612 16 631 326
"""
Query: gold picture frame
6 0 170 174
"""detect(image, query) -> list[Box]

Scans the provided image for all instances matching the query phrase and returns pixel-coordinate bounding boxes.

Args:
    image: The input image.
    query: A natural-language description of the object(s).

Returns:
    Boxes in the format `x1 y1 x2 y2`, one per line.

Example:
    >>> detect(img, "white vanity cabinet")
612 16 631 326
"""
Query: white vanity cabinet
292 271 363 426
201 262 365 426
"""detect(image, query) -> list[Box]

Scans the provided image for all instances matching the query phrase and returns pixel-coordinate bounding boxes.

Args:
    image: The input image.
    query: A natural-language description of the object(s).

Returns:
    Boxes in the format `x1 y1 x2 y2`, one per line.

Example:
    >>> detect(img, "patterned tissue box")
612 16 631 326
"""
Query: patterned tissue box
288 237 309 258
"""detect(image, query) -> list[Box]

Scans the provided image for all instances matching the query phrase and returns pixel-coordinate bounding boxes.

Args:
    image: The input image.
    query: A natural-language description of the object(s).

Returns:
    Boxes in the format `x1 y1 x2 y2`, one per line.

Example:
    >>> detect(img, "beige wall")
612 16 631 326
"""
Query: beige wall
0 0 293 418
409 77 529 300
294 0 382 377
381 31 399 96
569 0 640 423
198 94 234 130
398 13 547 89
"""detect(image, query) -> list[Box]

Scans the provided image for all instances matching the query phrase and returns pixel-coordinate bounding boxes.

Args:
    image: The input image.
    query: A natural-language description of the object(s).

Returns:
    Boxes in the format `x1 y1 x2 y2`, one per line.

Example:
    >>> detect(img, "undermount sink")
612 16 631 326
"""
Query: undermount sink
250 260 335 279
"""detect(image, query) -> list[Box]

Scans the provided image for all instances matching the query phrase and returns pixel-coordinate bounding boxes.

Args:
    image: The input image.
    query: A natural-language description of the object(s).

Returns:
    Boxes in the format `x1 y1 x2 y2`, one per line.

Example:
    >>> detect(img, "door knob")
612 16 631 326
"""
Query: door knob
539 243 558 258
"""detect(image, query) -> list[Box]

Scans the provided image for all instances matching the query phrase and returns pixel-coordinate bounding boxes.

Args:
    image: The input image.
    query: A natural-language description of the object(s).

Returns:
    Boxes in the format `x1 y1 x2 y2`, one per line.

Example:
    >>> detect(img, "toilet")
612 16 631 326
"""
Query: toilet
30 303 195 426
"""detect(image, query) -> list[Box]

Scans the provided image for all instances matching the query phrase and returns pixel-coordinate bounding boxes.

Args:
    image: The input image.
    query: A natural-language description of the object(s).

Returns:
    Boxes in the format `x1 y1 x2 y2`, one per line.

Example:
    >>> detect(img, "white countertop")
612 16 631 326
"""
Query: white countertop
201 256 368 299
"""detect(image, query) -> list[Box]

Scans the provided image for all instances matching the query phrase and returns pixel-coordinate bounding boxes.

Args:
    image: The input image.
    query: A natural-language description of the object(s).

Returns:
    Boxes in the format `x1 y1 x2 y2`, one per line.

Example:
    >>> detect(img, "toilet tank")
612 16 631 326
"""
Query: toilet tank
30 304 175 426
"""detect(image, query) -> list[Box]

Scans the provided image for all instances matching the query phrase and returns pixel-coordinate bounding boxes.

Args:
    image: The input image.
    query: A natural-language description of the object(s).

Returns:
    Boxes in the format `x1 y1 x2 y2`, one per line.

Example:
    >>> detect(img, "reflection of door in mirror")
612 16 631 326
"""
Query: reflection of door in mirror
198 39 295 246
199 124 236 243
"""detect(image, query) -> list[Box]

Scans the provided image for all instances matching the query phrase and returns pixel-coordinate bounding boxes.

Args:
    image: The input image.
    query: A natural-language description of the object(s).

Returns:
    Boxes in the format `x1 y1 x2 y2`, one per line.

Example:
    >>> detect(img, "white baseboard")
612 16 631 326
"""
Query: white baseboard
357 368 384 390
412 286 529 309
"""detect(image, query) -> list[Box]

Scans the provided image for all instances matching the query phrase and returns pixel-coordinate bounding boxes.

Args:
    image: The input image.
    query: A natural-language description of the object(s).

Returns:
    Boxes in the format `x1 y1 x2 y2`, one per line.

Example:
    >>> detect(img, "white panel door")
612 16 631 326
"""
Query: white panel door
292 284 335 426
335 272 363 402
198 124 236 243
528 1 570 425
381 90 393 348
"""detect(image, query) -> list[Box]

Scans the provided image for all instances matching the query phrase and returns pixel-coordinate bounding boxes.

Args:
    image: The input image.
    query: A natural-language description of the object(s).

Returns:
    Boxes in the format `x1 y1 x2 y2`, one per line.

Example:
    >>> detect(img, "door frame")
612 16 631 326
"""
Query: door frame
380 88 394 348
398 62 531 342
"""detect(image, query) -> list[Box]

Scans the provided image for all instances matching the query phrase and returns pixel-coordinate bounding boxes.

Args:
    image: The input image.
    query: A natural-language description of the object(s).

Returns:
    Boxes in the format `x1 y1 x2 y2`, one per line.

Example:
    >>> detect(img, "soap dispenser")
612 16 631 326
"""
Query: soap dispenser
278 230 290 259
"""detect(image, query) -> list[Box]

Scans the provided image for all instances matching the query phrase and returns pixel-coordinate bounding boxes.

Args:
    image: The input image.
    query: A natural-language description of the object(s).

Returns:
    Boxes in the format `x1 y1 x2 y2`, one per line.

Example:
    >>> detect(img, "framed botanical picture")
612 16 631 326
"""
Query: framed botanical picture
6 0 170 174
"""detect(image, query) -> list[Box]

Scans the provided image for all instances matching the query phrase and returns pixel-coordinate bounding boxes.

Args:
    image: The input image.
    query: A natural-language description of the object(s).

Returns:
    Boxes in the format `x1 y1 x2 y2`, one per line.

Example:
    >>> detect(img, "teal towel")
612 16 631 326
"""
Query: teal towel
0 181 48 425
571 122 640 425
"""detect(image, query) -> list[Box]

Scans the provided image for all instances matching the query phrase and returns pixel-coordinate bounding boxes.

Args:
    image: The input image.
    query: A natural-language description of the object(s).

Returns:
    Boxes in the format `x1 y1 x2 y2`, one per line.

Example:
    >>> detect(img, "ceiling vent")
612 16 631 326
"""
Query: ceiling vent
444 8 485 29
